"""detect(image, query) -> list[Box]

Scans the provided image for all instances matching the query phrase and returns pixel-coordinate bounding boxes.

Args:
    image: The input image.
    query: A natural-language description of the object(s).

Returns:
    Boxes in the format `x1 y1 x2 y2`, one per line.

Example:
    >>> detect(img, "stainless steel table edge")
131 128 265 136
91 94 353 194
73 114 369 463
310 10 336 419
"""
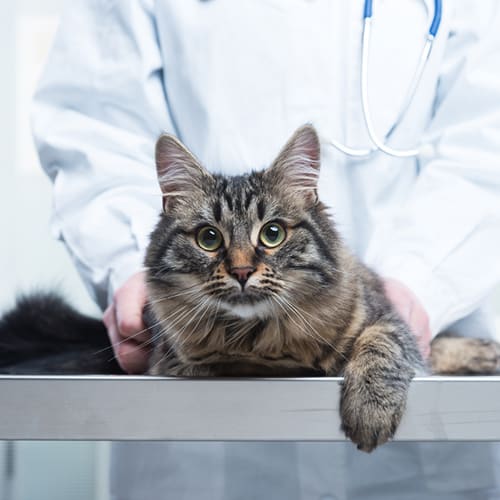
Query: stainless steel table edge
0 376 498 441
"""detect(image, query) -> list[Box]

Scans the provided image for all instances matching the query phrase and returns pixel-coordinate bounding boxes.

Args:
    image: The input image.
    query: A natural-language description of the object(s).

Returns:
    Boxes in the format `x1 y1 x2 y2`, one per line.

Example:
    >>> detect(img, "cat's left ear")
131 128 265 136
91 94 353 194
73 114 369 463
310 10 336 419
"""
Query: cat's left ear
266 124 321 206
155 134 212 213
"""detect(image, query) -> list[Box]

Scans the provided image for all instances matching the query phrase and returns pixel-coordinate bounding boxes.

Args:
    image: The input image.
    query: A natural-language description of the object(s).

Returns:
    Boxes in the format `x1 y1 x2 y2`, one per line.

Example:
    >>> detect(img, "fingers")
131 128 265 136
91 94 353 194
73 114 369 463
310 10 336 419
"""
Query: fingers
103 272 151 374
383 277 432 360
410 306 432 359
114 275 150 344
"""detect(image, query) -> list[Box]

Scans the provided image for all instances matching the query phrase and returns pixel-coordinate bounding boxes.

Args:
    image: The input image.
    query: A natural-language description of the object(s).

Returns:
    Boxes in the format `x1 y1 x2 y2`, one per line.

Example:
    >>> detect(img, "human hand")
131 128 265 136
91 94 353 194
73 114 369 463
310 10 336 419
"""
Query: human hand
383 277 431 359
103 271 151 374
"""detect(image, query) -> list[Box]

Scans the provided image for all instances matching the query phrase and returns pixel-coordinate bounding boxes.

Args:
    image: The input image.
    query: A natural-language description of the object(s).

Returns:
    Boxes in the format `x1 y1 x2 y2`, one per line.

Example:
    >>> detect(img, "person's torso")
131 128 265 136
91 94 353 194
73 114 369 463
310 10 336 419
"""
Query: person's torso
153 0 456 255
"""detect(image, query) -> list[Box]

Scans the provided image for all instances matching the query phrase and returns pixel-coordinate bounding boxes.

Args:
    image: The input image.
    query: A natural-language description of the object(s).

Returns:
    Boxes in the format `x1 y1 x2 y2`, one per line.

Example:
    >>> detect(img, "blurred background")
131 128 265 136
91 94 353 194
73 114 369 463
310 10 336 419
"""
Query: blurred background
1 1 500 499
0 1 97 316
1 2 108 499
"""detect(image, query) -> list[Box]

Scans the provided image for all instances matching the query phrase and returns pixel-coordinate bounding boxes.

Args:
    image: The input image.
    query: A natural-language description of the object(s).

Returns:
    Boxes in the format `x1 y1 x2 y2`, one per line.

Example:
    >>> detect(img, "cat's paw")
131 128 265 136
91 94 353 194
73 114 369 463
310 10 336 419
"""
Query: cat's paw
340 381 407 453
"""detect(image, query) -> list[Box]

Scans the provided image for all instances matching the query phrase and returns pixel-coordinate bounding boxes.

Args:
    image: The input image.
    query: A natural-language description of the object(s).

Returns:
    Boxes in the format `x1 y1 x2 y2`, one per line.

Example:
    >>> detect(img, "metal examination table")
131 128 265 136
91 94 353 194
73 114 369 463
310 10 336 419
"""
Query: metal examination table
0 376 499 441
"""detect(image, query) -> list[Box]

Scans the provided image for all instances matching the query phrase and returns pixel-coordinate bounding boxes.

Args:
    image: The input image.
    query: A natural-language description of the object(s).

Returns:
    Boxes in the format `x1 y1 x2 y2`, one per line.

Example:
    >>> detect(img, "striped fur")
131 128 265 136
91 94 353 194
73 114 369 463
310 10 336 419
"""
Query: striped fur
145 125 423 451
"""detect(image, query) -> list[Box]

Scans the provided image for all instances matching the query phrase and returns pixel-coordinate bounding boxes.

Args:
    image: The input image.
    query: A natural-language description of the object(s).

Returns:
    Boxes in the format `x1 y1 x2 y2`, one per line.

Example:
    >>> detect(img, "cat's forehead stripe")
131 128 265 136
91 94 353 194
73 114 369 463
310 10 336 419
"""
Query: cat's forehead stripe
257 200 265 220
224 192 233 211
216 175 261 217
244 190 254 211
213 200 222 222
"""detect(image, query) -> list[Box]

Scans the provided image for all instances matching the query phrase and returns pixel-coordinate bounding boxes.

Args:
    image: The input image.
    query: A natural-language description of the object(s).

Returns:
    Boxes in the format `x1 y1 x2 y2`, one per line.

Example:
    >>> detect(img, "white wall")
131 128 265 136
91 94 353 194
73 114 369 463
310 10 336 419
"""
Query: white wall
0 0 98 316
0 2 106 498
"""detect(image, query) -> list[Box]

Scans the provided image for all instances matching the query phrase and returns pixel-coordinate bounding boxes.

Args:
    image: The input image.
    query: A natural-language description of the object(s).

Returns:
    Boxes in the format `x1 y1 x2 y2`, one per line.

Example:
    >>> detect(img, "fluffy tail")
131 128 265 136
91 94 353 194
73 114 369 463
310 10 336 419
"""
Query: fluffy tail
0 293 123 374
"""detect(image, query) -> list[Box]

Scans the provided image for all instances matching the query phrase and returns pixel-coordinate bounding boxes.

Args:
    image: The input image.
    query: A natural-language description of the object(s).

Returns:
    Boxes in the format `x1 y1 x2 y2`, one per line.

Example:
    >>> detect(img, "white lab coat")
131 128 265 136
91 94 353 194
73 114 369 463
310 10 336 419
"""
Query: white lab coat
33 0 500 498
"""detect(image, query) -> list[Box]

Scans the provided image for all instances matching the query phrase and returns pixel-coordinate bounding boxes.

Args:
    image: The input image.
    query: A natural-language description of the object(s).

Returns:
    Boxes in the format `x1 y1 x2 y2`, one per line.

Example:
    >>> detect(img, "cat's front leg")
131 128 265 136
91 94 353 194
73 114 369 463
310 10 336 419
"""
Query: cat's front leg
340 320 420 452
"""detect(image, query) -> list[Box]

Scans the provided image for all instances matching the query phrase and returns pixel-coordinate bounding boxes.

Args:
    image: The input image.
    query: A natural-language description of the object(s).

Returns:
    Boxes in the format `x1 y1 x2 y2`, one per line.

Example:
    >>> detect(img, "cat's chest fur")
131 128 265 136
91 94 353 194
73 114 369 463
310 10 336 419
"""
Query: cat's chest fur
147 311 344 377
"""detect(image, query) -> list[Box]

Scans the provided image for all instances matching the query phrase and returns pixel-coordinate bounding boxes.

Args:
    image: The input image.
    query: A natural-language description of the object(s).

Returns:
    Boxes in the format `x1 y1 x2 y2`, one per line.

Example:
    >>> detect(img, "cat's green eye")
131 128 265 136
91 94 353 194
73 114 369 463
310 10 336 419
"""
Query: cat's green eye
259 222 286 248
196 226 223 251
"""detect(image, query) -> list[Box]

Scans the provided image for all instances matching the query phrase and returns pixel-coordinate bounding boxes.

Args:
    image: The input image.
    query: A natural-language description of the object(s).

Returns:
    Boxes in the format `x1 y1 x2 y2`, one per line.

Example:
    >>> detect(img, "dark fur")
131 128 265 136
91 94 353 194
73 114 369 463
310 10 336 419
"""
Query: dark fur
0 293 122 374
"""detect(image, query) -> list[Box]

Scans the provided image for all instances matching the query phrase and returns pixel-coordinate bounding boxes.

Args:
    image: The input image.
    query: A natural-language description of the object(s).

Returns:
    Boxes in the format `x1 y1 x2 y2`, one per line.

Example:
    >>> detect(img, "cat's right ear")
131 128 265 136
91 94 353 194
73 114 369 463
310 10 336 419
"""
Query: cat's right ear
155 134 211 213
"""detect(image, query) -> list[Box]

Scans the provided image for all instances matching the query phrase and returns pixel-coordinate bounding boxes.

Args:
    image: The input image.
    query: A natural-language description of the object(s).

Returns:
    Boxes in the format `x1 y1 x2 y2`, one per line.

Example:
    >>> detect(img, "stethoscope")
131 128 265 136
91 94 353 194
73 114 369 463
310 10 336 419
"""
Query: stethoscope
329 0 442 158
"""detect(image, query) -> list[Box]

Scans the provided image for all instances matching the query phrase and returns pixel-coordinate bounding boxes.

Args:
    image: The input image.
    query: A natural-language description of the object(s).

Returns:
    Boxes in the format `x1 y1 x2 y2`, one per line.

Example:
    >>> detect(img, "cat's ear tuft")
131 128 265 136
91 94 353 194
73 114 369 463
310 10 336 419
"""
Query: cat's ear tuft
155 134 211 212
266 124 321 205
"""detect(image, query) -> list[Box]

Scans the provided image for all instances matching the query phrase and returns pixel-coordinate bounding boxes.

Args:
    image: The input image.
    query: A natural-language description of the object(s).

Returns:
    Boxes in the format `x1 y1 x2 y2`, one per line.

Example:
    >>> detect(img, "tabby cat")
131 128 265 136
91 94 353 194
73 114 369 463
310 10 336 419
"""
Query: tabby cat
1 125 499 451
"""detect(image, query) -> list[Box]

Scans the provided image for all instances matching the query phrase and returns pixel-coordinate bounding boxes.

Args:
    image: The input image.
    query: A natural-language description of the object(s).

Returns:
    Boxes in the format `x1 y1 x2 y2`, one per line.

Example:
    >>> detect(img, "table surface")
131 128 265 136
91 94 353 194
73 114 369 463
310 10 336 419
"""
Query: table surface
1 375 499 441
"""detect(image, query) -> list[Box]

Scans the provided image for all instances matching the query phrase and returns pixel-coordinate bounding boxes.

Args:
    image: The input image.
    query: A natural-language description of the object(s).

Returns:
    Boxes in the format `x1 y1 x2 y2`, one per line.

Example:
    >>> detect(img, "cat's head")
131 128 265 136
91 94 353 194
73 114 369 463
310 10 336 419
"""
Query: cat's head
145 125 340 321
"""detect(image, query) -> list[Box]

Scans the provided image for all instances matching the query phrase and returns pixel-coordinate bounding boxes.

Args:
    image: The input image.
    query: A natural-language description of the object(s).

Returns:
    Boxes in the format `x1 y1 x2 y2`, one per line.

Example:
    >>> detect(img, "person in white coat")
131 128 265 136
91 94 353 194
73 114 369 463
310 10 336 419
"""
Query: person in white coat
33 0 500 499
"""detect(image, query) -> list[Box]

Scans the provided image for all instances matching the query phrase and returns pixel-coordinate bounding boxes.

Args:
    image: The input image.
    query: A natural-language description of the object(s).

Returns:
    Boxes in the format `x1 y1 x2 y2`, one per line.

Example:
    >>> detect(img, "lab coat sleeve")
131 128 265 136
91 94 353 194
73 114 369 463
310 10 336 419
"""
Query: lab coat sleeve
32 0 174 309
364 6 500 336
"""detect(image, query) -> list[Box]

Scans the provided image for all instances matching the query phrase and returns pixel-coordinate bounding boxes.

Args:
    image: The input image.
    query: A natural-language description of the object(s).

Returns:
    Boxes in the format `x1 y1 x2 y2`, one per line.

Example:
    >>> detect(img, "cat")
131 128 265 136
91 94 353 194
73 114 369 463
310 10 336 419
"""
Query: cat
1 125 499 451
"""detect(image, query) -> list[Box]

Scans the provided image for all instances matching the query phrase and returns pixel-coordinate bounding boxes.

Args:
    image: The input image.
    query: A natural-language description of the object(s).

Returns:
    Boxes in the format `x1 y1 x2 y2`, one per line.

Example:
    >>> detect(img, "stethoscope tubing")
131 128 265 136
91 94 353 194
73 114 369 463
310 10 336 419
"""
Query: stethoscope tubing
329 0 443 159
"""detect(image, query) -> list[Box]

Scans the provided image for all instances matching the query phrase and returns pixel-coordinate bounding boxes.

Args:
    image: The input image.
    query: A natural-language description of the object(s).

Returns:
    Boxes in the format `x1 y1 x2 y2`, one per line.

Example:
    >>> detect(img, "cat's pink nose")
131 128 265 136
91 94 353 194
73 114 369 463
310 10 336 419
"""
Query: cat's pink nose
230 266 256 287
